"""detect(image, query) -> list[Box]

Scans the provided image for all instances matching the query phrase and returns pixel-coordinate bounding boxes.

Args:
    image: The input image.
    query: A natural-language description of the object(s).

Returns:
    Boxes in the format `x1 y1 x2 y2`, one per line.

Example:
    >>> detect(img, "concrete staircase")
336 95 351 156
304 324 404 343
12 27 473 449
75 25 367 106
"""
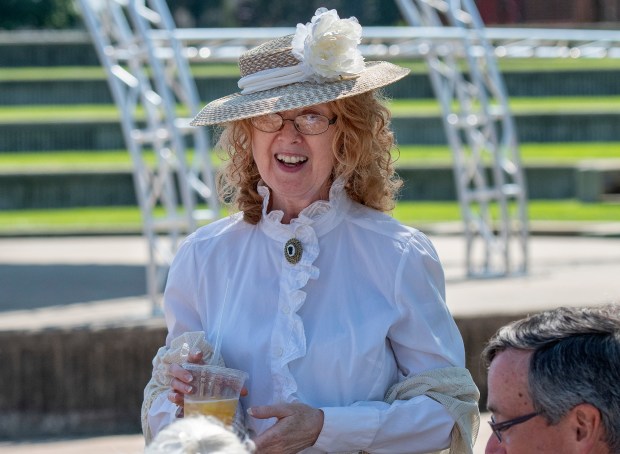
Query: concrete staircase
2 34 620 213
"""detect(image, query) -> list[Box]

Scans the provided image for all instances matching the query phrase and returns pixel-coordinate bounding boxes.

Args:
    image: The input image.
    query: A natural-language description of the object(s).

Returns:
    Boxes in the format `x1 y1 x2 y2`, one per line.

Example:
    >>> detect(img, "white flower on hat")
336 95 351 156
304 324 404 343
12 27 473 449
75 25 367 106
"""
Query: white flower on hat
236 8 369 95
291 7 365 82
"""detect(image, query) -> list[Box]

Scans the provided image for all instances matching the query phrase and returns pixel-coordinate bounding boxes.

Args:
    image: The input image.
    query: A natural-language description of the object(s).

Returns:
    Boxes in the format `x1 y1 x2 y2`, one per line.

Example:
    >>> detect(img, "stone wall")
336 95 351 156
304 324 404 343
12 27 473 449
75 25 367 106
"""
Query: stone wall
0 314 521 440
0 321 166 439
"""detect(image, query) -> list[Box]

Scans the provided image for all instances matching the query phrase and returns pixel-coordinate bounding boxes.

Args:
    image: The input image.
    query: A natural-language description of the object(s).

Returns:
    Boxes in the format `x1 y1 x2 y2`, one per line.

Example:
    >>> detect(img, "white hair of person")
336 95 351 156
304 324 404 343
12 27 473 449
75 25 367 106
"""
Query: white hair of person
145 416 255 454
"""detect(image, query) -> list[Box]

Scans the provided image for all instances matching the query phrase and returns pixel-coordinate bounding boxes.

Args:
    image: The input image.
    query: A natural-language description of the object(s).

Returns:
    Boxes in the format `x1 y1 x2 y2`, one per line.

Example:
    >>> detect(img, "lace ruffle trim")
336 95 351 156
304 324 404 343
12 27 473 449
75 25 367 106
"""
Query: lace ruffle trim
257 180 348 402
271 221 320 401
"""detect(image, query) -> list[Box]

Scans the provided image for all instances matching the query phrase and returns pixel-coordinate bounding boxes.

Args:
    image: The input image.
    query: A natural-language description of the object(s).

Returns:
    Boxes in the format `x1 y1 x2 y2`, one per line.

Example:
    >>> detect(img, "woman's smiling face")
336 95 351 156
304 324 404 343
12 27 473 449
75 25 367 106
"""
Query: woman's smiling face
251 103 337 222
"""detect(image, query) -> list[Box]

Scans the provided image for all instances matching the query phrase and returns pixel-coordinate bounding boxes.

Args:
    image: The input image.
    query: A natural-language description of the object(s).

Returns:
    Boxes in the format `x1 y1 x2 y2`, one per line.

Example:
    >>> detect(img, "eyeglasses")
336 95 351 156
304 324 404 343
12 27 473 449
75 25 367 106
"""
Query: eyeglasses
489 411 539 443
251 113 337 135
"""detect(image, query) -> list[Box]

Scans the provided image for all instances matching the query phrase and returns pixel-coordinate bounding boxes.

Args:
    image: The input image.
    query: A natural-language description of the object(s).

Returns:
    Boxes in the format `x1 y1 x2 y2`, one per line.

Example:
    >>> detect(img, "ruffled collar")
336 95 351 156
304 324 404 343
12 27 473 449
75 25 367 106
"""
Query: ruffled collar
254 178 351 412
257 177 351 240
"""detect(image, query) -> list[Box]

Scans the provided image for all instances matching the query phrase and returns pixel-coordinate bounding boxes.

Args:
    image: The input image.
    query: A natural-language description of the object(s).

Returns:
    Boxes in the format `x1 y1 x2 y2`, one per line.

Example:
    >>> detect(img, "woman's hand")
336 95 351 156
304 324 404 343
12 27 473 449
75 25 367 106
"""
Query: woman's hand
249 402 324 454
168 350 204 409
167 350 248 415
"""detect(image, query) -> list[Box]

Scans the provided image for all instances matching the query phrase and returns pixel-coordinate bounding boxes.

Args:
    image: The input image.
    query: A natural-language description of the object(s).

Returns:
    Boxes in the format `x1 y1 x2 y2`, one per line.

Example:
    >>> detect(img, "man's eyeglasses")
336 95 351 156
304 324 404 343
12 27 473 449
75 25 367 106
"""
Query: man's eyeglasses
251 113 337 135
489 412 539 443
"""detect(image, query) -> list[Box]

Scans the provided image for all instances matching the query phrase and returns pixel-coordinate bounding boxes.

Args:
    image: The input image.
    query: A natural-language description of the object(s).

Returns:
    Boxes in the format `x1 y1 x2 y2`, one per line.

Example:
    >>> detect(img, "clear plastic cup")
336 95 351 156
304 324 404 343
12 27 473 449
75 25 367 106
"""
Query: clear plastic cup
181 363 248 425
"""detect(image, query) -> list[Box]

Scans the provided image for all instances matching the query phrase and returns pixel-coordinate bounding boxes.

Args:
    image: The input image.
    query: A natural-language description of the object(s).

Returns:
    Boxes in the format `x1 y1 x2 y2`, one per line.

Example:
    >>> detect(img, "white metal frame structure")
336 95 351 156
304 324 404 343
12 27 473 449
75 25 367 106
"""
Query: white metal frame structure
394 0 528 278
78 0 220 313
156 25 620 62
79 0 620 300
149 20 618 280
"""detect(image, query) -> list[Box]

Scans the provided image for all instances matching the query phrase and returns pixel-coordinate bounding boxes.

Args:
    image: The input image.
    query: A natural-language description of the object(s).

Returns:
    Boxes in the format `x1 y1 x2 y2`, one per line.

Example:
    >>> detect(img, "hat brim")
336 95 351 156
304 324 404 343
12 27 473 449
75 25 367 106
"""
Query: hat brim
191 61 410 126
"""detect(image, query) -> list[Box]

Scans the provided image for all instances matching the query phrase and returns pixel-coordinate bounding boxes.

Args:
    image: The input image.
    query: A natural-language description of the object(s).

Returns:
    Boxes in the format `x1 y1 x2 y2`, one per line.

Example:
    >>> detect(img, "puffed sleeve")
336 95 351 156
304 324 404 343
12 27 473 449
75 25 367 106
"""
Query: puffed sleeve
314 231 466 454
390 231 465 372
145 236 205 438
162 236 206 344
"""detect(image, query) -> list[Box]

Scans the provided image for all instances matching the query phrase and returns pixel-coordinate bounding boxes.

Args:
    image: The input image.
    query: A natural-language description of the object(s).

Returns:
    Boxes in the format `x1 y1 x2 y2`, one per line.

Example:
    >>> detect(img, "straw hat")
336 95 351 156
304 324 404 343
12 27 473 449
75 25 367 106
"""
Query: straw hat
191 8 410 126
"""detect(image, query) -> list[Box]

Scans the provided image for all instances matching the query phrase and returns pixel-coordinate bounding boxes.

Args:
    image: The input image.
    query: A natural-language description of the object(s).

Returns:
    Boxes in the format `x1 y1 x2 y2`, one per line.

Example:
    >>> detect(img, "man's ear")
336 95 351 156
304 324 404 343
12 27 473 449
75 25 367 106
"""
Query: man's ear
569 403 605 449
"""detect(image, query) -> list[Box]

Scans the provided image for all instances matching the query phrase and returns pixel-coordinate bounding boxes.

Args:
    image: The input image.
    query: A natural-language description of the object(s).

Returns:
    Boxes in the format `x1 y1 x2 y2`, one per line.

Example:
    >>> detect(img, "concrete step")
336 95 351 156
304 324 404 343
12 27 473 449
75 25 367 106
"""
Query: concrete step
0 169 136 209
2 70 620 106
2 163 619 210
2 112 620 152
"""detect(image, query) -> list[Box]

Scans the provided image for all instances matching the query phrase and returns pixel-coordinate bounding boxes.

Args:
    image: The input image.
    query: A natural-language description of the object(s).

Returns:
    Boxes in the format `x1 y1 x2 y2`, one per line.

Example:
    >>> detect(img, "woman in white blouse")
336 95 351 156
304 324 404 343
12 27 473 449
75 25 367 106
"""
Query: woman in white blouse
143 8 479 454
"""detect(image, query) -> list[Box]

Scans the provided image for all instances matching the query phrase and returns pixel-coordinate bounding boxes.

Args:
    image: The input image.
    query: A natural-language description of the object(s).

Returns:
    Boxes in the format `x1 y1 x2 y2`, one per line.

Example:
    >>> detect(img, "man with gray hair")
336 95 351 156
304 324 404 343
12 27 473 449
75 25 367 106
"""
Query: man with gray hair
481 304 620 453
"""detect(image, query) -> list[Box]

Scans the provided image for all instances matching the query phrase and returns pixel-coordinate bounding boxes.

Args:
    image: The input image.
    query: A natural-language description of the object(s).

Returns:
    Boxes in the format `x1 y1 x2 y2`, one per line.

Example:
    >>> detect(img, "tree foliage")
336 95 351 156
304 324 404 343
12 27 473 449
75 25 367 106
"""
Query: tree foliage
0 0 80 29
0 0 403 30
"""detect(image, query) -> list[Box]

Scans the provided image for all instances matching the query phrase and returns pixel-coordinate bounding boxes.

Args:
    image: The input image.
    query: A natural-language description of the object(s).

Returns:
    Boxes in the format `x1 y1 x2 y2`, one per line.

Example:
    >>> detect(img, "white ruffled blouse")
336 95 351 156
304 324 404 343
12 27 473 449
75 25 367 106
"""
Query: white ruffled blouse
147 179 466 453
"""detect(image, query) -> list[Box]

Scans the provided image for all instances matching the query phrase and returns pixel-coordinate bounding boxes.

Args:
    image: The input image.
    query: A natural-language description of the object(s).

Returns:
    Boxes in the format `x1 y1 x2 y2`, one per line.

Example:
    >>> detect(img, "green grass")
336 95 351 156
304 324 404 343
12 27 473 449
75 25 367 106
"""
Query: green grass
393 200 620 224
0 149 231 171
0 58 617 81
395 142 620 165
1 96 618 123
0 150 217 171
1 142 619 172
1 200 618 235
0 150 136 170
389 96 620 116
0 64 240 81
0 205 234 234
0 207 144 233
0 104 190 123
0 67 107 81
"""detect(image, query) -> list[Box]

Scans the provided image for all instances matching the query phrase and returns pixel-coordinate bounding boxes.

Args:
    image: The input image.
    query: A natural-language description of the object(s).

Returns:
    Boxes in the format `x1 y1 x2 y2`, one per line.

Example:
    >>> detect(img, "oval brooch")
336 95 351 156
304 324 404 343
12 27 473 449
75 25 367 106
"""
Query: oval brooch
284 238 303 265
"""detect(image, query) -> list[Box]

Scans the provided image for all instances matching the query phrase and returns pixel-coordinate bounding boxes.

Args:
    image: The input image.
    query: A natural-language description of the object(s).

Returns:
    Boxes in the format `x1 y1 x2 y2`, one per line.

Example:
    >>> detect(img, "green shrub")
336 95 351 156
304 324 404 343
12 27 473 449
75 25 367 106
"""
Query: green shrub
0 0 402 30
0 0 80 29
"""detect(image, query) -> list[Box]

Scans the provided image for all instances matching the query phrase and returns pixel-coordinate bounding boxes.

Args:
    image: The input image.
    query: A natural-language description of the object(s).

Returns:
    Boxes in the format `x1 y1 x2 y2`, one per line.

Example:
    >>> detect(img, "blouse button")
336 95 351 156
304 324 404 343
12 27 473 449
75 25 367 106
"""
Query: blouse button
275 347 284 357
281 306 290 314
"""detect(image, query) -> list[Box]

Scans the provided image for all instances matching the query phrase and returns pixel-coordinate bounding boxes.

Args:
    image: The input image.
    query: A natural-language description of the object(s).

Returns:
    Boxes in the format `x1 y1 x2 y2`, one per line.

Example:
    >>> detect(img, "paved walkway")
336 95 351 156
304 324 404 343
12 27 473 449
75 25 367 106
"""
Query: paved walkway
1 234 619 330
0 434 145 454
0 415 493 453
0 233 619 452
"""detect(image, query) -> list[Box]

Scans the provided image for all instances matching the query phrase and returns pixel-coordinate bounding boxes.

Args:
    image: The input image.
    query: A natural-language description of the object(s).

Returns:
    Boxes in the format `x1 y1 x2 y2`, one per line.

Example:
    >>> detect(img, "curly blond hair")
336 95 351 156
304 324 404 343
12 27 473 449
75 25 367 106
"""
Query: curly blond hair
216 90 402 225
